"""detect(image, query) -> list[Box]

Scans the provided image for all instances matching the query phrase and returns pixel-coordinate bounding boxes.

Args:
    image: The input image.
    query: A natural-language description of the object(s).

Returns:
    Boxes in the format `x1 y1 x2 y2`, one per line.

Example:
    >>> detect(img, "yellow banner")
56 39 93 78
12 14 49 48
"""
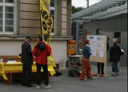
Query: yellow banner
40 0 56 68
43 0 51 6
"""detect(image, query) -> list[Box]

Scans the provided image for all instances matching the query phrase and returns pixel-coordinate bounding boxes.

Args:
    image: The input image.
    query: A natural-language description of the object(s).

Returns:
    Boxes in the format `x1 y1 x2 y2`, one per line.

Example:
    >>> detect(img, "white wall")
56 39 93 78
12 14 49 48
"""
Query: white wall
0 40 68 68
51 41 68 69
0 41 23 55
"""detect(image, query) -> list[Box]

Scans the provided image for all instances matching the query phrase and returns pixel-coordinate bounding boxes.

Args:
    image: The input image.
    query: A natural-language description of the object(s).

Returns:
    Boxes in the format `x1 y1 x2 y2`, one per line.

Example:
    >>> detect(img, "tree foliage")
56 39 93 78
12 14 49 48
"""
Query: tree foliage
72 5 85 14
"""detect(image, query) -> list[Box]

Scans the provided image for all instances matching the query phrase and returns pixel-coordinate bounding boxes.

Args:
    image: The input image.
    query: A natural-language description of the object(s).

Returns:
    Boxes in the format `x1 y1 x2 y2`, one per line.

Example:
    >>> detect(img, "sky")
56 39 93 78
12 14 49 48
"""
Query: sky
72 0 101 8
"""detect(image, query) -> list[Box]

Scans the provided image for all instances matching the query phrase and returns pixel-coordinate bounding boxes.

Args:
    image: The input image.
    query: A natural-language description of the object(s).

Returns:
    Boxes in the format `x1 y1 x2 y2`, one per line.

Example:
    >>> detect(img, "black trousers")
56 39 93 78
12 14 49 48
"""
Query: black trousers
22 64 32 85
97 63 104 74
36 63 48 85
112 63 115 72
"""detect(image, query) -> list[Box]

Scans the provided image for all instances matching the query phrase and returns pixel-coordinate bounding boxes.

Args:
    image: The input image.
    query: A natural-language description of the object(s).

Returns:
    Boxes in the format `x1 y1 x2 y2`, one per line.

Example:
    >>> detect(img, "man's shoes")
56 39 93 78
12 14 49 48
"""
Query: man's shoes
26 84 34 87
44 85 51 89
36 85 41 89
22 84 26 86
48 85 51 88
112 73 118 76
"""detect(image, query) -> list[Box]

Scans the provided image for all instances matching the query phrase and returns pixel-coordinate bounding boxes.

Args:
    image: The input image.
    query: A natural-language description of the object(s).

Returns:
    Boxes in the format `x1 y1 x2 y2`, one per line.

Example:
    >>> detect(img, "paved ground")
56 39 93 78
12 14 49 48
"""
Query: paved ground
0 66 127 92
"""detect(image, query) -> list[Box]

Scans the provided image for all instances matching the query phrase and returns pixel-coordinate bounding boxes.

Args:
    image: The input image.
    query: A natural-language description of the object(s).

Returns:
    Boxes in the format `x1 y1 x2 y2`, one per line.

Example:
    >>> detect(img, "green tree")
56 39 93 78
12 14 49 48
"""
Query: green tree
72 5 84 14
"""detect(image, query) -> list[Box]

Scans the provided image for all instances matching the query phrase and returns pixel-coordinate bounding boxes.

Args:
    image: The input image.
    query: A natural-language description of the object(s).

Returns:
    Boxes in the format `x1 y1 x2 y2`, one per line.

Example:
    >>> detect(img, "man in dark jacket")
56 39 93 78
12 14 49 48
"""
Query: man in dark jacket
21 36 33 87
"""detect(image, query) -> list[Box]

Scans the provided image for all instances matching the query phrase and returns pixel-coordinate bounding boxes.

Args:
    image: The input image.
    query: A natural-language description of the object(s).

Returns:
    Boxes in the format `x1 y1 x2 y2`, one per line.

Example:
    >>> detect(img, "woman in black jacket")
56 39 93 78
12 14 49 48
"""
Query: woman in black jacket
109 38 122 76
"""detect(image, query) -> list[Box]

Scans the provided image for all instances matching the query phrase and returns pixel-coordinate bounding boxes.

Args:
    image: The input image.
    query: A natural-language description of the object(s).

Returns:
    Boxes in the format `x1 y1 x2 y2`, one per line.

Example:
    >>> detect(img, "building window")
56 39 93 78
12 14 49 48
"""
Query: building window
50 0 56 35
0 0 16 34
96 29 102 35
114 32 121 44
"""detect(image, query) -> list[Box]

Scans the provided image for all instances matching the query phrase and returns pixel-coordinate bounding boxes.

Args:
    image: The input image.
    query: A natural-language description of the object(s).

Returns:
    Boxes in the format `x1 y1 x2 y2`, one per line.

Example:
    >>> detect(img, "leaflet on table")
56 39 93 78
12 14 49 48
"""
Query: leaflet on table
6 61 17 63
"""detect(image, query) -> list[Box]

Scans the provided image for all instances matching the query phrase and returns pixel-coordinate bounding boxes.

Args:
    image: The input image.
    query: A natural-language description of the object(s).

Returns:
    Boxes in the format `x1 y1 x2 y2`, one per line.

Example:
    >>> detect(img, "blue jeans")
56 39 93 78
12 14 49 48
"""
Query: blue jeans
113 62 119 73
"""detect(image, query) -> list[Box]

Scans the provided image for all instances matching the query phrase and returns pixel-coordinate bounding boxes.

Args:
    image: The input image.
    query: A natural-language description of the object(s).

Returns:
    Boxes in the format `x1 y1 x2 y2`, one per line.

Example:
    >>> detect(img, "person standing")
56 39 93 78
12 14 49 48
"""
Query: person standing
33 35 51 89
97 37 110 77
112 37 120 72
80 40 93 80
112 37 119 72
109 38 122 76
21 36 33 87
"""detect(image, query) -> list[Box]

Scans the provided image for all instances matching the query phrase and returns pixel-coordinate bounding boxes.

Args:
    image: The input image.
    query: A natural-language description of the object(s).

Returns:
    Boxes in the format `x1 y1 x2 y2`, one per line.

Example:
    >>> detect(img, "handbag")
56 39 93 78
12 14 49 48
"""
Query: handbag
120 49 124 56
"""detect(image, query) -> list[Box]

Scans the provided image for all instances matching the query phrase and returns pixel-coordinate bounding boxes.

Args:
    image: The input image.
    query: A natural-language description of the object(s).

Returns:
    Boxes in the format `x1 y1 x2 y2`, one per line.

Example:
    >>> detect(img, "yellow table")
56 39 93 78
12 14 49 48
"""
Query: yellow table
0 62 55 85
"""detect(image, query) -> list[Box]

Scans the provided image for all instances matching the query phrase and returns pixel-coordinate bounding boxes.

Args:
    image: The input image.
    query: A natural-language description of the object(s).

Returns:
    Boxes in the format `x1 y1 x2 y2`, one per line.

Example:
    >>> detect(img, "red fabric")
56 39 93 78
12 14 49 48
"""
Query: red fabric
80 57 92 79
32 41 51 65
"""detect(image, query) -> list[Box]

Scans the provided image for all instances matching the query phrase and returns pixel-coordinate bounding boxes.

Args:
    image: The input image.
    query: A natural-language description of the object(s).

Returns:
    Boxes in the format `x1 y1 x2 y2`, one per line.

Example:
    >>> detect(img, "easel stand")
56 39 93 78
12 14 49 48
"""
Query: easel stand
87 35 108 76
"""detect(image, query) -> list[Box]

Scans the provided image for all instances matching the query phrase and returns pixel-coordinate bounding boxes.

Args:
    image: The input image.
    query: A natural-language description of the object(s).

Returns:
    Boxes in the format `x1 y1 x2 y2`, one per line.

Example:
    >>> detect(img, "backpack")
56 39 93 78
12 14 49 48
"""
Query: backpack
36 43 46 50
68 69 81 77
53 71 62 76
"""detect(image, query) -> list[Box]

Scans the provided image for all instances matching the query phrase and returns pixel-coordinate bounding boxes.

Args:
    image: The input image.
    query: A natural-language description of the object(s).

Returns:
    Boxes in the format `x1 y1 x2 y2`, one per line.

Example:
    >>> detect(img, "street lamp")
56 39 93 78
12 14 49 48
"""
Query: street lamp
86 0 89 7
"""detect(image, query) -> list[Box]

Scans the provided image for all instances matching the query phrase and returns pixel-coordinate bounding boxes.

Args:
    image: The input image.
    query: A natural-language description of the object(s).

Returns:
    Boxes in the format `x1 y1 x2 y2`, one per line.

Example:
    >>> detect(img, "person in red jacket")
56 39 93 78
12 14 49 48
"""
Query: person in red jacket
33 35 51 89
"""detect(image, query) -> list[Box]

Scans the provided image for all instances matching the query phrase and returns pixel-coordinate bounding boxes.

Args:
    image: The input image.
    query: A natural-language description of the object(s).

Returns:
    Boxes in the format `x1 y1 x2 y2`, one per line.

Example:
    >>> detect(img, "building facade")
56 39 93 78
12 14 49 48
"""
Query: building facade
72 0 127 67
0 0 72 68
83 17 127 67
